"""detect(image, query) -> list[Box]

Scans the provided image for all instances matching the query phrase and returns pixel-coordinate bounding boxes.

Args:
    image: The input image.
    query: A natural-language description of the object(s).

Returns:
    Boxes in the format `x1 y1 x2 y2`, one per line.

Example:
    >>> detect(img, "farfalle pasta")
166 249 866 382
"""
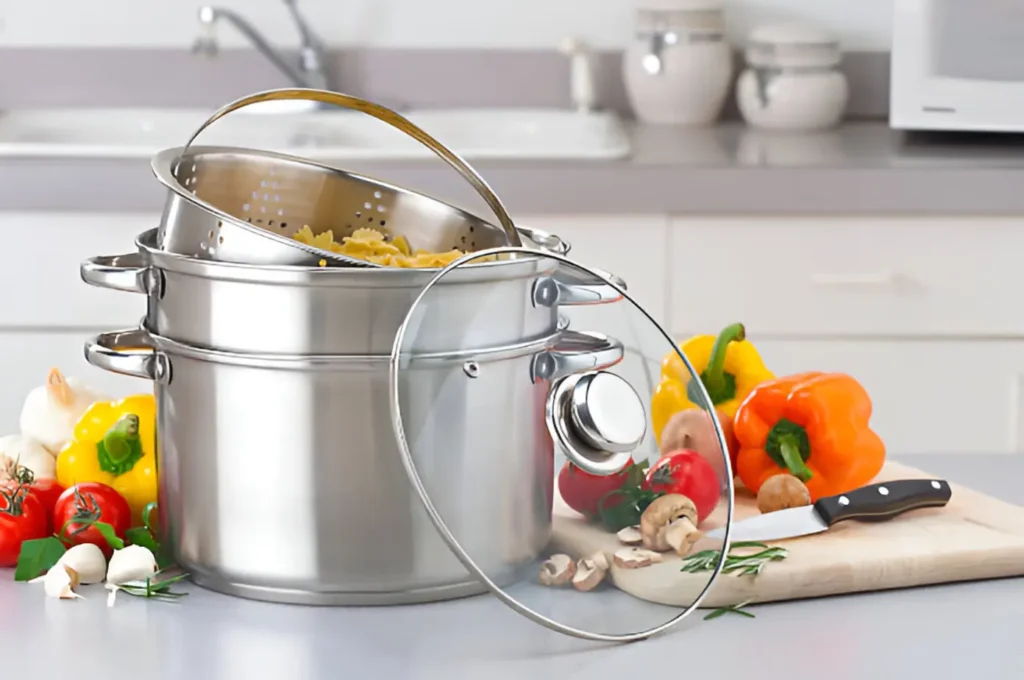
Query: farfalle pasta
293 225 491 268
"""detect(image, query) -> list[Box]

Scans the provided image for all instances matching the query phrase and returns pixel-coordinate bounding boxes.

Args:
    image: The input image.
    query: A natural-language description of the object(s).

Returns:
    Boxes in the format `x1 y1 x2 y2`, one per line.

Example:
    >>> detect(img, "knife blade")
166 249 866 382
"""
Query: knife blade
704 478 952 543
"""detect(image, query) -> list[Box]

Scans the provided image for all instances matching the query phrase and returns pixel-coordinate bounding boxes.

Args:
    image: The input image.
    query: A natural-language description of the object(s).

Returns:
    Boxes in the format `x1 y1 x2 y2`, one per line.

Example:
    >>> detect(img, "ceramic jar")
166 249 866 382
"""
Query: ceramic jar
623 0 733 126
736 23 849 131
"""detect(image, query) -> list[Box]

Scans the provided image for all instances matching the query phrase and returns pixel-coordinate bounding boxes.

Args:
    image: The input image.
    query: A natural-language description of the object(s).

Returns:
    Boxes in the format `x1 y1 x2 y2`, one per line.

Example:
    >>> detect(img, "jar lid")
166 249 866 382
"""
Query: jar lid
389 246 735 642
634 0 723 12
745 23 842 69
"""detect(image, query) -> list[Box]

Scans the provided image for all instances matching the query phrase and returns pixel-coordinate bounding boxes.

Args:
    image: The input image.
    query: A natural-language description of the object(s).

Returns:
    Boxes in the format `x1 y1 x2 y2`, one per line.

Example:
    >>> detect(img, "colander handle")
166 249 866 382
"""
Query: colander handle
181 87 522 248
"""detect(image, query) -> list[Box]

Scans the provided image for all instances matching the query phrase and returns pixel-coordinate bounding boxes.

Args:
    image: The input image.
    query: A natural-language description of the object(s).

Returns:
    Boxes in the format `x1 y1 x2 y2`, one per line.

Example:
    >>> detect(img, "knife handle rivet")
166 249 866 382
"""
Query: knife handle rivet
931 480 942 489
878 486 890 496
838 496 850 506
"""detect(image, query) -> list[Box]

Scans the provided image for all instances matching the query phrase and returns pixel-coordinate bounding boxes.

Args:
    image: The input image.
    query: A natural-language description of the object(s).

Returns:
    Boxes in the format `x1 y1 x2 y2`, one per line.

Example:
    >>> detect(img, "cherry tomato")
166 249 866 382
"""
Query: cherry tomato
0 486 49 567
643 449 721 524
3 478 65 533
557 458 635 518
53 482 131 558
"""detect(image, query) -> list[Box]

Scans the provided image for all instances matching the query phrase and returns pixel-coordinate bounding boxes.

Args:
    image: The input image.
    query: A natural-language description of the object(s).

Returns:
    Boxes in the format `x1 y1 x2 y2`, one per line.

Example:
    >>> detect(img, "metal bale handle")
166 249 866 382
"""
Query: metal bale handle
84 328 171 384
180 87 523 249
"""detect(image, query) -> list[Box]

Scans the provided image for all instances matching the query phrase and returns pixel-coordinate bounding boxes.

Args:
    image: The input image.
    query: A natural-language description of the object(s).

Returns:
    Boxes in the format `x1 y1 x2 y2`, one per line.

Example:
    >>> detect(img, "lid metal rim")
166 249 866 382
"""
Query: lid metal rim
388 245 737 642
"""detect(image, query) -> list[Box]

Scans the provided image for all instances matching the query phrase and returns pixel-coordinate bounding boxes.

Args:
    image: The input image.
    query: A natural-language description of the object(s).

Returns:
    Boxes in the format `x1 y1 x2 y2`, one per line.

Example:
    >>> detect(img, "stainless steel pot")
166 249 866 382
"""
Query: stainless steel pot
84 326 627 605
82 229 627 355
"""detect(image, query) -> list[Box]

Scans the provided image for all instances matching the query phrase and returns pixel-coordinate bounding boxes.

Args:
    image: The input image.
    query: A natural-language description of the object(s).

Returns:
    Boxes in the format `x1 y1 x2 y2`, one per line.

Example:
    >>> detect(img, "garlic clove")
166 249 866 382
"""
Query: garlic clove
105 545 158 585
0 435 56 482
58 543 108 584
19 368 110 455
43 564 83 600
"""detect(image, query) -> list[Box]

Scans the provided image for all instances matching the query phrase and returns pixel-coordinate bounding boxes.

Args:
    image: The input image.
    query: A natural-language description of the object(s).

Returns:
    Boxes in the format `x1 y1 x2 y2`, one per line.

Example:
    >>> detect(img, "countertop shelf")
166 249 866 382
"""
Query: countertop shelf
1 453 1022 680
4 123 1024 215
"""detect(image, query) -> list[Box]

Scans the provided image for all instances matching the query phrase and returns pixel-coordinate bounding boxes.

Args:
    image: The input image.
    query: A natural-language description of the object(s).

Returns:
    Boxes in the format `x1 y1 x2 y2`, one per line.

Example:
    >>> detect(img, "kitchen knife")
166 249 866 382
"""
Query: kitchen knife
704 478 952 543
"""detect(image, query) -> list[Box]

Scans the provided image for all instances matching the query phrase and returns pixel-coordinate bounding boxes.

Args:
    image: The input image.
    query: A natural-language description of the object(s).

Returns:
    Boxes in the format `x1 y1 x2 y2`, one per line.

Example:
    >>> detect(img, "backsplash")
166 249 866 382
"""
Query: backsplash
3 0 894 50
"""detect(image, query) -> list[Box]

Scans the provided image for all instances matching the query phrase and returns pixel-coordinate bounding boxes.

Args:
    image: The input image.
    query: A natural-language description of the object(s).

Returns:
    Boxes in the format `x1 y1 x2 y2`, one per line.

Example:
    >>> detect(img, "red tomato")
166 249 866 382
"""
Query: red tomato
643 450 721 524
53 483 131 558
558 459 635 518
0 486 50 567
3 478 65 533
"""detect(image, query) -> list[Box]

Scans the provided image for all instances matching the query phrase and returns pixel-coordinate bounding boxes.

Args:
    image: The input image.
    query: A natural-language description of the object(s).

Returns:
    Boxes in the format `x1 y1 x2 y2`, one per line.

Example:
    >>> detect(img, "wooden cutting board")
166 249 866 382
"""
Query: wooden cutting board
551 461 1024 608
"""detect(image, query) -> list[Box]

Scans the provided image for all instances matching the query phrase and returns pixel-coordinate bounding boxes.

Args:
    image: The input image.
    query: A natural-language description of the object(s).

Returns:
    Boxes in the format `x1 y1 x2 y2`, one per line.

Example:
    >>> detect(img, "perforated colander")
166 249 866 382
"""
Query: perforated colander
152 88 533 268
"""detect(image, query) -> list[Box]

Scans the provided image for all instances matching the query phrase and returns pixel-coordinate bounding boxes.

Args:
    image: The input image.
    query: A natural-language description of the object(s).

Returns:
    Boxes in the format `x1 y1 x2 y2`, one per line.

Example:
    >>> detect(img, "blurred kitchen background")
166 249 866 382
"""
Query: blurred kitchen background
1 0 1022 457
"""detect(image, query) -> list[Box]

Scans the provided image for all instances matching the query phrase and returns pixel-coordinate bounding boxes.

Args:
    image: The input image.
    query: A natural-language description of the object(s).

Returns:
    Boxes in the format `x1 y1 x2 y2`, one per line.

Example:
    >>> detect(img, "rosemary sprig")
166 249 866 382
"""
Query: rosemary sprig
113 569 190 601
704 599 756 620
680 540 788 577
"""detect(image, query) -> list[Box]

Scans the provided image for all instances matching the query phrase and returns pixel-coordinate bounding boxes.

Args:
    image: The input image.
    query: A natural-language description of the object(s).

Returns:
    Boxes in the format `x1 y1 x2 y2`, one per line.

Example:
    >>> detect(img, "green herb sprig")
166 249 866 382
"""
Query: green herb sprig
704 599 756 620
112 568 190 602
680 540 788 577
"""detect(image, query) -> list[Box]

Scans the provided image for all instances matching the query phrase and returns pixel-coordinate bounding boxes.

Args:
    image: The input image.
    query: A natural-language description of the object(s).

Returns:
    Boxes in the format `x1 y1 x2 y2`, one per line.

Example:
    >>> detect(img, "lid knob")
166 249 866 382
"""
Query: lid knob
570 372 647 453
546 371 647 476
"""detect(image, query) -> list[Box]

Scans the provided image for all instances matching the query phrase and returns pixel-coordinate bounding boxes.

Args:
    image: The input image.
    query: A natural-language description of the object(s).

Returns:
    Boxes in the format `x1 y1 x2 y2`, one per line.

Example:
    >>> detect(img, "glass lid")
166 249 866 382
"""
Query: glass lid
389 248 735 642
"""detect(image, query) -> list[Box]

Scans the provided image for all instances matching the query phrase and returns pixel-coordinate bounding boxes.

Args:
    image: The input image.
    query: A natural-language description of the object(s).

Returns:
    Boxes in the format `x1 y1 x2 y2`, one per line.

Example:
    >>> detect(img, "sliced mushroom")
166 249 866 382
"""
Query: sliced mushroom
640 494 703 556
616 525 643 545
572 558 607 591
612 547 665 569
588 550 610 571
538 554 576 586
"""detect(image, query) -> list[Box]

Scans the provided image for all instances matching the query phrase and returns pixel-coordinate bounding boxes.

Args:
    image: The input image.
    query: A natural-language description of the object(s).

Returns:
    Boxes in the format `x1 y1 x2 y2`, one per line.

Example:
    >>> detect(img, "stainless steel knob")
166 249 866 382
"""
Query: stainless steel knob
546 370 647 475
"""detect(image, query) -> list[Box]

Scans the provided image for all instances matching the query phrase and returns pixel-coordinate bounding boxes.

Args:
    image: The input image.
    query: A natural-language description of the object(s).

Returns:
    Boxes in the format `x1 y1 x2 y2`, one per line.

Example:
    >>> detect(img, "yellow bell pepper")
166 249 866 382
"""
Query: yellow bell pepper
652 323 774 445
55 394 157 521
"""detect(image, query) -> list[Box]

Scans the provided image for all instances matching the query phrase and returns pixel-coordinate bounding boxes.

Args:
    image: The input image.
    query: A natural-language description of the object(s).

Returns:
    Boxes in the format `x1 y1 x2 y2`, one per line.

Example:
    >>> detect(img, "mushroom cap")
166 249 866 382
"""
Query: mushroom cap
641 493 698 532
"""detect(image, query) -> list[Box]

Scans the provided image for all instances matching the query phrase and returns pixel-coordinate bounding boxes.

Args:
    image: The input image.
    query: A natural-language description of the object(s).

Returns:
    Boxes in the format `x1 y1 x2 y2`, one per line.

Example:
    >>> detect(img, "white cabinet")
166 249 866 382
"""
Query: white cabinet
0 331 149 433
752 338 1024 456
518 215 671 325
669 215 1024 456
0 211 153 328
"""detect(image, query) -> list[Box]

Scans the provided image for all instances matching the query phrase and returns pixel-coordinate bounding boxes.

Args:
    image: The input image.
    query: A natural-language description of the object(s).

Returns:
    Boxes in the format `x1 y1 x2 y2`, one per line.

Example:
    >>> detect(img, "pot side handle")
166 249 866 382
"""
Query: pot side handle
84 328 170 384
80 252 154 295
537 267 628 307
532 330 624 383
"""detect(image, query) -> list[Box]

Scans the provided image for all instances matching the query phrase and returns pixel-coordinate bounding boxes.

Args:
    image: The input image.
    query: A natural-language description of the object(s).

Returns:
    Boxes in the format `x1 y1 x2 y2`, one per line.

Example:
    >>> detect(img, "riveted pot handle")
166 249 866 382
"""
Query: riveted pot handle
81 252 160 296
84 328 171 384
531 330 624 383
518 226 571 256
534 268 628 307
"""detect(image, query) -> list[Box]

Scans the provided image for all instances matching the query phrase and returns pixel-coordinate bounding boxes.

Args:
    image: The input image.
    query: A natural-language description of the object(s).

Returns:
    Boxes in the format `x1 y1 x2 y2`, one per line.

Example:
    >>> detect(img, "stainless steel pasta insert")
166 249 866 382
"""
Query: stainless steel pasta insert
155 88 526 268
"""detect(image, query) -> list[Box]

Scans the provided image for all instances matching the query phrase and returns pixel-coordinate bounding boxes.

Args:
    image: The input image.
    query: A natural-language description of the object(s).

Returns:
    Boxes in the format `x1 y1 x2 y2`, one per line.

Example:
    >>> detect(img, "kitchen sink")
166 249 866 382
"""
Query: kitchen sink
0 107 631 161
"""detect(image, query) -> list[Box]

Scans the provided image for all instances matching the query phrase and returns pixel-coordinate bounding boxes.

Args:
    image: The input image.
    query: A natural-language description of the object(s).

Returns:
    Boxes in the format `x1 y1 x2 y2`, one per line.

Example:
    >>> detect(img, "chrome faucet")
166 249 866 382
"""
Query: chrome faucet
192 0 331 93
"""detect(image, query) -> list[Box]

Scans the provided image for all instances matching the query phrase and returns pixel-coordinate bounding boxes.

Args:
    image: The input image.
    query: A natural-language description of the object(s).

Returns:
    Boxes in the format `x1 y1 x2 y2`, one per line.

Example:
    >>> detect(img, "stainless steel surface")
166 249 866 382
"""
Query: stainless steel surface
81 228 620 355
193 1 330 106
158 87 522 268
569 372 647 454
706 505 828 542
85 325 624 605
389 247 734 642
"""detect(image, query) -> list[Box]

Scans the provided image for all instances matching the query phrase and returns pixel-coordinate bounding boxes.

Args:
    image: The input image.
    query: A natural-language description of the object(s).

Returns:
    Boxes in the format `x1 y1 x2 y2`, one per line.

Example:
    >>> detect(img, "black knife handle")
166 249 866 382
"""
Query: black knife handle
814 479 952 526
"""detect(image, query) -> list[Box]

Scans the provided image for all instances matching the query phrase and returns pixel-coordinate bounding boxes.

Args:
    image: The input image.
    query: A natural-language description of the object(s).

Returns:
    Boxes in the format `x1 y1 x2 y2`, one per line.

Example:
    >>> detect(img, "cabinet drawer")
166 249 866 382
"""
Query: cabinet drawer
0 331 148 432
671 217 1024 338
747 338 1024 455
0 212 153 328
519 215 670 325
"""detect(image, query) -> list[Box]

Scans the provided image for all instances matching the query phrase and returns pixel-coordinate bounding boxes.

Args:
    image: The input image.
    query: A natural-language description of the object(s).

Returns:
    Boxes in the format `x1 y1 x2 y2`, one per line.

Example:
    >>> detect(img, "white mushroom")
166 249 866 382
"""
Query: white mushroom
538 554 576 586
587 551 610 571
616 526 643 545
572 558 607 591
640 494 703 556
612 547 665 569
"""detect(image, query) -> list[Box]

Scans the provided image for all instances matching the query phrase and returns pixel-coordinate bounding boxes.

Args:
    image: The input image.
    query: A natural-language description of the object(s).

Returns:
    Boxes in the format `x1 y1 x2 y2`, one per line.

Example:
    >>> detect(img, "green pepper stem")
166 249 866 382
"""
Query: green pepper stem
701 323 746 399
777 435 813 482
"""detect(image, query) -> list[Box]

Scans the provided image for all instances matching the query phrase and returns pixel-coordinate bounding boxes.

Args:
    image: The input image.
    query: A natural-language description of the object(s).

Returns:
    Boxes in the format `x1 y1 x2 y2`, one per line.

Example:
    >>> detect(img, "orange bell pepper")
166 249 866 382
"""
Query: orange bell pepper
732 372 885 501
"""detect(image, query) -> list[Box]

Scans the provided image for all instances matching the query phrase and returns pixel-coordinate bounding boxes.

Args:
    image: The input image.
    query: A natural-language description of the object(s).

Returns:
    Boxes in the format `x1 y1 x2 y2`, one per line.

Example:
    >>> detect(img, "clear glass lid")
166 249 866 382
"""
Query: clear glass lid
389 248 735 642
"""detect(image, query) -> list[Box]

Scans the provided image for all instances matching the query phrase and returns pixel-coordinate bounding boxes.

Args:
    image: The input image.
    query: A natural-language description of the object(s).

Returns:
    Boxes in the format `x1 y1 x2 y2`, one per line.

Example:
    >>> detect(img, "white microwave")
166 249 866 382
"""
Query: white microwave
891 0 1024 132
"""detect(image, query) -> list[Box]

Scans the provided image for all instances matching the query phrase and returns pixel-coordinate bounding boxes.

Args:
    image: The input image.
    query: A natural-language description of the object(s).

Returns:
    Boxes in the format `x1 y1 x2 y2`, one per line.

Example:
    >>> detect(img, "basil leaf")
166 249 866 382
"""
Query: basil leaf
14 536 66 582
93 521 125 550
125 527 159 553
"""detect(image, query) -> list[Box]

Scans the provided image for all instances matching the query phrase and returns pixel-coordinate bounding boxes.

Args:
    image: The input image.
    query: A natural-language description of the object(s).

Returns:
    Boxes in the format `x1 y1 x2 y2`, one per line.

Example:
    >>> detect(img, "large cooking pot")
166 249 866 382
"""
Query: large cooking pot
83 247 735 642
81 229 626 355
85 325 625 605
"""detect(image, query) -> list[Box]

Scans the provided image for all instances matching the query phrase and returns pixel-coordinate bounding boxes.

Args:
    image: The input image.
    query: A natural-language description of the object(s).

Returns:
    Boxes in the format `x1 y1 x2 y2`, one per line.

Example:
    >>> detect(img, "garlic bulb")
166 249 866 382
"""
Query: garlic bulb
20 368 109 454
57 544 107 584
105 545 157 585
0 434 55 481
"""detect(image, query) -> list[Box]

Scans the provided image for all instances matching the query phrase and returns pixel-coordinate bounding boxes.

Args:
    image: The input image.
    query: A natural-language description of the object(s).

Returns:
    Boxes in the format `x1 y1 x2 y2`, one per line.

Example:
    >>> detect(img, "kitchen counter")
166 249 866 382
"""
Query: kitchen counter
5 123 1024 216
1 453 1021 680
